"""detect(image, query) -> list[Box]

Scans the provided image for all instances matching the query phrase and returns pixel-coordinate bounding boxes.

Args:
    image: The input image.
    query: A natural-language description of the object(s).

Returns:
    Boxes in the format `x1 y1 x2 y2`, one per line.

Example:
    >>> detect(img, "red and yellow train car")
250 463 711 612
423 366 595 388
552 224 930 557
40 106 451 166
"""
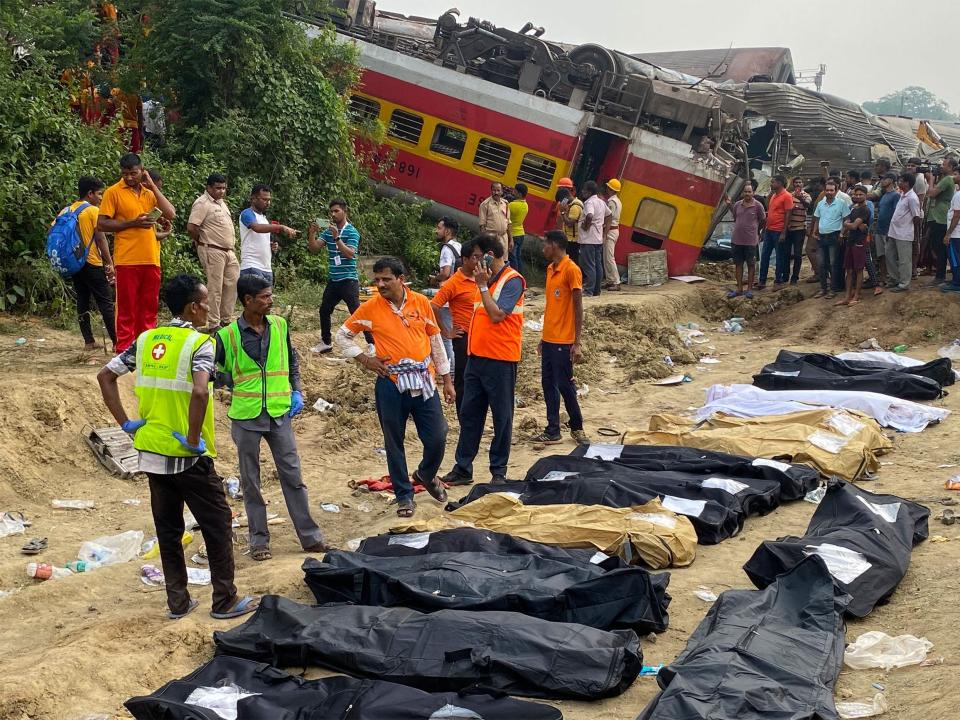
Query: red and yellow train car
306 14 739 276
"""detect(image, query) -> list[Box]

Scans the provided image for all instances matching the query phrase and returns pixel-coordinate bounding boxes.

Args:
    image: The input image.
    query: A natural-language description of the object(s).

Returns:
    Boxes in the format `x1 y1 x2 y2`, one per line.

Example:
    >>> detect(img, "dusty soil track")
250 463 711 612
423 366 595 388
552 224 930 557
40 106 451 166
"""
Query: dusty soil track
0 277 957 719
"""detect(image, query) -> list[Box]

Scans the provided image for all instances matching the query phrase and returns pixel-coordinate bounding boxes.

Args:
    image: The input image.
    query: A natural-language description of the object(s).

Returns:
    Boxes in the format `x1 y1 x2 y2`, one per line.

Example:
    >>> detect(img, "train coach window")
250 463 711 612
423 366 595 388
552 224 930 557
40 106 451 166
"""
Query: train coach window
349 95 380 123
430 125 467 159
473 138 511 175
517 153 556 189
632 198 677 239
387 109 424 145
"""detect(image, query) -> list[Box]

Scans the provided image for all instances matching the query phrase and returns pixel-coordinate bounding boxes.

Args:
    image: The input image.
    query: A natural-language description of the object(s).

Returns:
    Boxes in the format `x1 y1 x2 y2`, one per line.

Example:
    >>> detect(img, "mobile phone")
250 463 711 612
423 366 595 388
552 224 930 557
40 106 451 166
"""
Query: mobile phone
483 255 494 270
147 208 163 221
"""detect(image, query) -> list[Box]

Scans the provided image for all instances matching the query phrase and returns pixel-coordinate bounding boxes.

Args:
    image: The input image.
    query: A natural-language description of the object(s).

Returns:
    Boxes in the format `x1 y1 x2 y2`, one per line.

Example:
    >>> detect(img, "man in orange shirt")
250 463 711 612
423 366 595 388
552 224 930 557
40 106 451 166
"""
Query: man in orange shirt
98 153 176 351
430 237 483 417
532 231 588 445
757 175 794 290
335 257 454 519
441 235 525 486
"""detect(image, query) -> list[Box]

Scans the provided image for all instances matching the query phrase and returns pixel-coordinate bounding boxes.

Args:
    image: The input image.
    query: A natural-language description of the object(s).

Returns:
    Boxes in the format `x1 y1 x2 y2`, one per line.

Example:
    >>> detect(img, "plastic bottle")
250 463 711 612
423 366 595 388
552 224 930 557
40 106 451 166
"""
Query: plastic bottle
26 562 73 580
141 531 193 560
65 560 101 573
892 344 908 353
51 499 95 509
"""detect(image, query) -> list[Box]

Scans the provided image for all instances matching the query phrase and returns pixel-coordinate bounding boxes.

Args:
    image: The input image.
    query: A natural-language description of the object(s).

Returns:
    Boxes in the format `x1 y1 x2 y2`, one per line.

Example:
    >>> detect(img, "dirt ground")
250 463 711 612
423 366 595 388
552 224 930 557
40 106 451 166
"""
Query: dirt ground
1 271 959 719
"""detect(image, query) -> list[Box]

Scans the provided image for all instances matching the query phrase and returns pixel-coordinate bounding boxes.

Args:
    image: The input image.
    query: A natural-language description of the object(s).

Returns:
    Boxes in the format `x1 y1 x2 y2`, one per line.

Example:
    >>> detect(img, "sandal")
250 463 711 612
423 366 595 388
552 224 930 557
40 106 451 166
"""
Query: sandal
168 598 199 620
744 291 754 299
726 290 740 299
413 470 447 503
396 499 416 518
250 547 272 562
210 595 260 620
21 537 47 555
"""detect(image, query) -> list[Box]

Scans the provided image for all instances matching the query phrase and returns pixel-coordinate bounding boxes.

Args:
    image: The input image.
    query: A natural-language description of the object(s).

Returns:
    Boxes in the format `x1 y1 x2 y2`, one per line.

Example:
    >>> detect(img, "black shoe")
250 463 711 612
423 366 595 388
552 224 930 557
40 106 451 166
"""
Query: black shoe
441 469 473 486
491 474 509 485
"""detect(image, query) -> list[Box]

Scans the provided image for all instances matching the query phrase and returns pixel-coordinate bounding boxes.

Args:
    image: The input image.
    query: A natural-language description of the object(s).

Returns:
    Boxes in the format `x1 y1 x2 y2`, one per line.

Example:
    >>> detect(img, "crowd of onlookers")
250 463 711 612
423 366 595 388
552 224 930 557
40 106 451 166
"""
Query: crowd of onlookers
726 156 960 305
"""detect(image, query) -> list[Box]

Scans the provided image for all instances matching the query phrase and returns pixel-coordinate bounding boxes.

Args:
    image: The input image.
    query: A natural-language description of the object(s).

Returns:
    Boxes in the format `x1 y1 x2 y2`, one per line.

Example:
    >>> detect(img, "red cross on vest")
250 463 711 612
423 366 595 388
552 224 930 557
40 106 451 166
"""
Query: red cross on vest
151 342 167 360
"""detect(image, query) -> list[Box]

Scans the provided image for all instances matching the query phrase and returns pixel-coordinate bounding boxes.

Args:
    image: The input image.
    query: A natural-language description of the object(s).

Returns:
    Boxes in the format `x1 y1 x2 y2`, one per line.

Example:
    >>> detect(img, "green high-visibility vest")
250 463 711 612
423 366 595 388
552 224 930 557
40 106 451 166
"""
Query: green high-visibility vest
133 326 217 458
217 316 292 421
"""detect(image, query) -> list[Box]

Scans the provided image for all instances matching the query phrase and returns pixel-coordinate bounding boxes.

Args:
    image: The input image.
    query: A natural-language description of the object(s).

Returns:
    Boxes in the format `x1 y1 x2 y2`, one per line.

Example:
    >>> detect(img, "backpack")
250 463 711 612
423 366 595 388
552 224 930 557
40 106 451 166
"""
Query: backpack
47 202 93 277
443 242 462 270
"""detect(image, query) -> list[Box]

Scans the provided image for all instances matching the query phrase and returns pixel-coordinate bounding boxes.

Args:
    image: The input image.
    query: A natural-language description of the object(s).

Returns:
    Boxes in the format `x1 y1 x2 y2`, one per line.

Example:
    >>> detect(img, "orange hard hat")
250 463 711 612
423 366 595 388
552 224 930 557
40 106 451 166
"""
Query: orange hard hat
557 177 574 188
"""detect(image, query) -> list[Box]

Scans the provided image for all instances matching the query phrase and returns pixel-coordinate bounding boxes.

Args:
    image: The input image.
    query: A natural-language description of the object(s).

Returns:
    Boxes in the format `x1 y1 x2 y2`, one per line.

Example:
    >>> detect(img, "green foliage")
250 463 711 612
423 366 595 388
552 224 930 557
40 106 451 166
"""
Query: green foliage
0 0 435 318
863 86 958 122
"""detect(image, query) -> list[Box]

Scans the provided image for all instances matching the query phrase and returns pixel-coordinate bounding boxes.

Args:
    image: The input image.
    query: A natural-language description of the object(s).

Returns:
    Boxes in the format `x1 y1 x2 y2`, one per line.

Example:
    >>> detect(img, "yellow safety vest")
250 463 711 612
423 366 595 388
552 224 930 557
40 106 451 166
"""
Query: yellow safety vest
133 326 217 458
217 316 292 420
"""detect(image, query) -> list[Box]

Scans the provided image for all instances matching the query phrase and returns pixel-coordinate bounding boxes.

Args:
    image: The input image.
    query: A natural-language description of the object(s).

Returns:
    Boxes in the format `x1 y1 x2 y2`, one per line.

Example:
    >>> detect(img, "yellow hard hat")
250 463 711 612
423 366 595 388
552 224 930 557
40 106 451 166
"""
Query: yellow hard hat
606 178 622 192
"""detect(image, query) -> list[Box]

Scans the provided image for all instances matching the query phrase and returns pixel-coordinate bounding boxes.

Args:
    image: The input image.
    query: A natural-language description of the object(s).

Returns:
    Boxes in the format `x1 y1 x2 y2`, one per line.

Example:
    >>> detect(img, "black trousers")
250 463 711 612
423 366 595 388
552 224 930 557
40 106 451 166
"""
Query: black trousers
452 333 468 417
72 263 116 345
787 229 806 282
454 356 517 478
542 341 583 436
320 279 362 344
567 242 580 265
147 456 237 615
929 222 949 281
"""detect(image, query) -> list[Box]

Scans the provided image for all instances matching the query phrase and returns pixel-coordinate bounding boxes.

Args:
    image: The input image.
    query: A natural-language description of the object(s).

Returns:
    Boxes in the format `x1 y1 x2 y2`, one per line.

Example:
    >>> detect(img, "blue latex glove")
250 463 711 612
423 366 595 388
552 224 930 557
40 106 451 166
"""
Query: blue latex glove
121 419 146 435
172 431 206 455
290 390 304 418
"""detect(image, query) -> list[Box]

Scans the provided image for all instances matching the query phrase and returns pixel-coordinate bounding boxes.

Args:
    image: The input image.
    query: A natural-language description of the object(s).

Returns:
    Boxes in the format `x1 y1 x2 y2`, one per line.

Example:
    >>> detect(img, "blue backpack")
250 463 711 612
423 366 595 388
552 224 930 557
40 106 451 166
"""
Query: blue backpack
47 202 93 277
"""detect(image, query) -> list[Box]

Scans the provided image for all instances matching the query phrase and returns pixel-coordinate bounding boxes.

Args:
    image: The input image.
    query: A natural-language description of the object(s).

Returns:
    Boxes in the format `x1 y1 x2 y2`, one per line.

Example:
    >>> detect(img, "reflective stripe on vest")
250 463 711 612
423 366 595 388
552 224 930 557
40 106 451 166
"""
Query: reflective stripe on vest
133 326 217 458
468 265 525 362
217 316 292 420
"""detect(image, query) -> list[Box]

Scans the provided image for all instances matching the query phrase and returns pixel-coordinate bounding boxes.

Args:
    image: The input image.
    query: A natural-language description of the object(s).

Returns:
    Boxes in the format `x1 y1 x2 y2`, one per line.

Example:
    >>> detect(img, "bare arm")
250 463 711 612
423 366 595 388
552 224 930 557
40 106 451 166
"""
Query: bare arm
811 216 820 238
186 223 201 241
307 223 323 254
98 215 152 233
186 370 210 447
141 171 176 220
580 212 593 232
97 368 130 425
93 231 113 271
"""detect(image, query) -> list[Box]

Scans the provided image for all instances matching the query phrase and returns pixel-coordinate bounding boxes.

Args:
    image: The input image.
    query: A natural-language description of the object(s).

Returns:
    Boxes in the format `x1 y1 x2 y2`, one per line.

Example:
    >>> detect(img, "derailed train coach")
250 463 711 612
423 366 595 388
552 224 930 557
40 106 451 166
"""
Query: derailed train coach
299 6 750 276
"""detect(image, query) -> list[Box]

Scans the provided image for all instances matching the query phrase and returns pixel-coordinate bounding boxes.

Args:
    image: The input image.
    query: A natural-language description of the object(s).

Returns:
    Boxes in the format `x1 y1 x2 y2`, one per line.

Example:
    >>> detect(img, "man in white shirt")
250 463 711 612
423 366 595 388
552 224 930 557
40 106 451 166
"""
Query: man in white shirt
886 174 922 292
238 184 297 284
428 217 462 371
942 165 960 294
578 180 611 296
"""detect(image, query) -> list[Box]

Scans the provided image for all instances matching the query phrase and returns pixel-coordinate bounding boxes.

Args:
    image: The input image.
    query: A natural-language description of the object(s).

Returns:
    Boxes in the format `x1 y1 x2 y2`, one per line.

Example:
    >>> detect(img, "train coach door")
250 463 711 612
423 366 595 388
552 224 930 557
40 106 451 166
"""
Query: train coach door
571 128 628 189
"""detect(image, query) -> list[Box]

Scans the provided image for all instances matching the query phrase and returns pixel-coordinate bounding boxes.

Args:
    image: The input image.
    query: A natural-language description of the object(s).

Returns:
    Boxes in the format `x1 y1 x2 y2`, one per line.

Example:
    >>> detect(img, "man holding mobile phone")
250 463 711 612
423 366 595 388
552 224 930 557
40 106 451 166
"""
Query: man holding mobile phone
442 234 525 487
98 153 176 351
307 198 373 354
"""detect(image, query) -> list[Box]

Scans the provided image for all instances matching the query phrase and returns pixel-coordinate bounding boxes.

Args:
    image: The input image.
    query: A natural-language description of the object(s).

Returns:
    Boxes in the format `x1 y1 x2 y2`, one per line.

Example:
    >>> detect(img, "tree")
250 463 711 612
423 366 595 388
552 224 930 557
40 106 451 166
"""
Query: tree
863 86 958 122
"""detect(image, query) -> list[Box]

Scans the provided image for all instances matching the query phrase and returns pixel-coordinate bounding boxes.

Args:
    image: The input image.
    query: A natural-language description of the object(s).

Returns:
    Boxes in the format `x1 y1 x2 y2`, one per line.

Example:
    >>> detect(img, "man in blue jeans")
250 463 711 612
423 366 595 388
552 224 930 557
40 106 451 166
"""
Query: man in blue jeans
335 257 454 518
759 175 794 289
811 179 850 299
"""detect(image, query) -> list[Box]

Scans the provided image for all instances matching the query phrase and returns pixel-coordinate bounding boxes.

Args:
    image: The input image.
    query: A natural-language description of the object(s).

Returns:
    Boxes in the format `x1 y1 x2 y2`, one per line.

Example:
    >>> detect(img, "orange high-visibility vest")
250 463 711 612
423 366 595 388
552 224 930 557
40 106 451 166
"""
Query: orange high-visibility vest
468 265 525 362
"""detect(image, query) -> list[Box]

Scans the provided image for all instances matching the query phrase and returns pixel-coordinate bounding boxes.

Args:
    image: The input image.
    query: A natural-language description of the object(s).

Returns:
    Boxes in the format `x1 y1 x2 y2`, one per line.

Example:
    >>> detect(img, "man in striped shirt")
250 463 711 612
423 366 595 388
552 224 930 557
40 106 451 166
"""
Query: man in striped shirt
308 198 372 354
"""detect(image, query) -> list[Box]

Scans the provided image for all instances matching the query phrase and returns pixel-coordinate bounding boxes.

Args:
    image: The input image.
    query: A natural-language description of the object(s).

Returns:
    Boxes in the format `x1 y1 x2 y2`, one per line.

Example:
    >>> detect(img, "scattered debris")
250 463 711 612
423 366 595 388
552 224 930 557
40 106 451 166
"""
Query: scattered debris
121 498 141 506
693 587 717 602
640 664 664 676
720 317 745 333
576 384 590 398
652 374 692 386
844 631 933 670
669 275 705 283
945 476 960 491
858 338 884 351
523 316 544 332
0 512 26 537
79 531 145 566
51 499 95 509
321 503 341 513
836 693 889 719
223 477 241 499
804 485 827 505
936 340 960 360
313 397 336 413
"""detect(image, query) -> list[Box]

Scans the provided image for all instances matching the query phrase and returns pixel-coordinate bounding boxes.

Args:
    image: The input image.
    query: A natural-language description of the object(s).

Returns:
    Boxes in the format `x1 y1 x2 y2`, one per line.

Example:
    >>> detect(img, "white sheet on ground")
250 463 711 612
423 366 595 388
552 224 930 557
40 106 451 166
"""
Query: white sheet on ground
699 383 949 433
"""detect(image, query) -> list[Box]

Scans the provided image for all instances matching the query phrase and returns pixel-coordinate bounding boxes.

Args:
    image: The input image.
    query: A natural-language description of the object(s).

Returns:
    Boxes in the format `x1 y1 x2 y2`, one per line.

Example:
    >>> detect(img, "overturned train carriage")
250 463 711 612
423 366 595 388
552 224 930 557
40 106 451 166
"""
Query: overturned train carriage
300 8 749 275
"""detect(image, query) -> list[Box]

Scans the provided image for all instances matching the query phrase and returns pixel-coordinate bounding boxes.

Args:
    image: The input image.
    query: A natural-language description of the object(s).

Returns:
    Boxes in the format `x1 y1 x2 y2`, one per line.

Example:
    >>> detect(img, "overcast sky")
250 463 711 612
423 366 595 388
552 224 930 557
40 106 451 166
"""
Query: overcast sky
381 0 960 117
